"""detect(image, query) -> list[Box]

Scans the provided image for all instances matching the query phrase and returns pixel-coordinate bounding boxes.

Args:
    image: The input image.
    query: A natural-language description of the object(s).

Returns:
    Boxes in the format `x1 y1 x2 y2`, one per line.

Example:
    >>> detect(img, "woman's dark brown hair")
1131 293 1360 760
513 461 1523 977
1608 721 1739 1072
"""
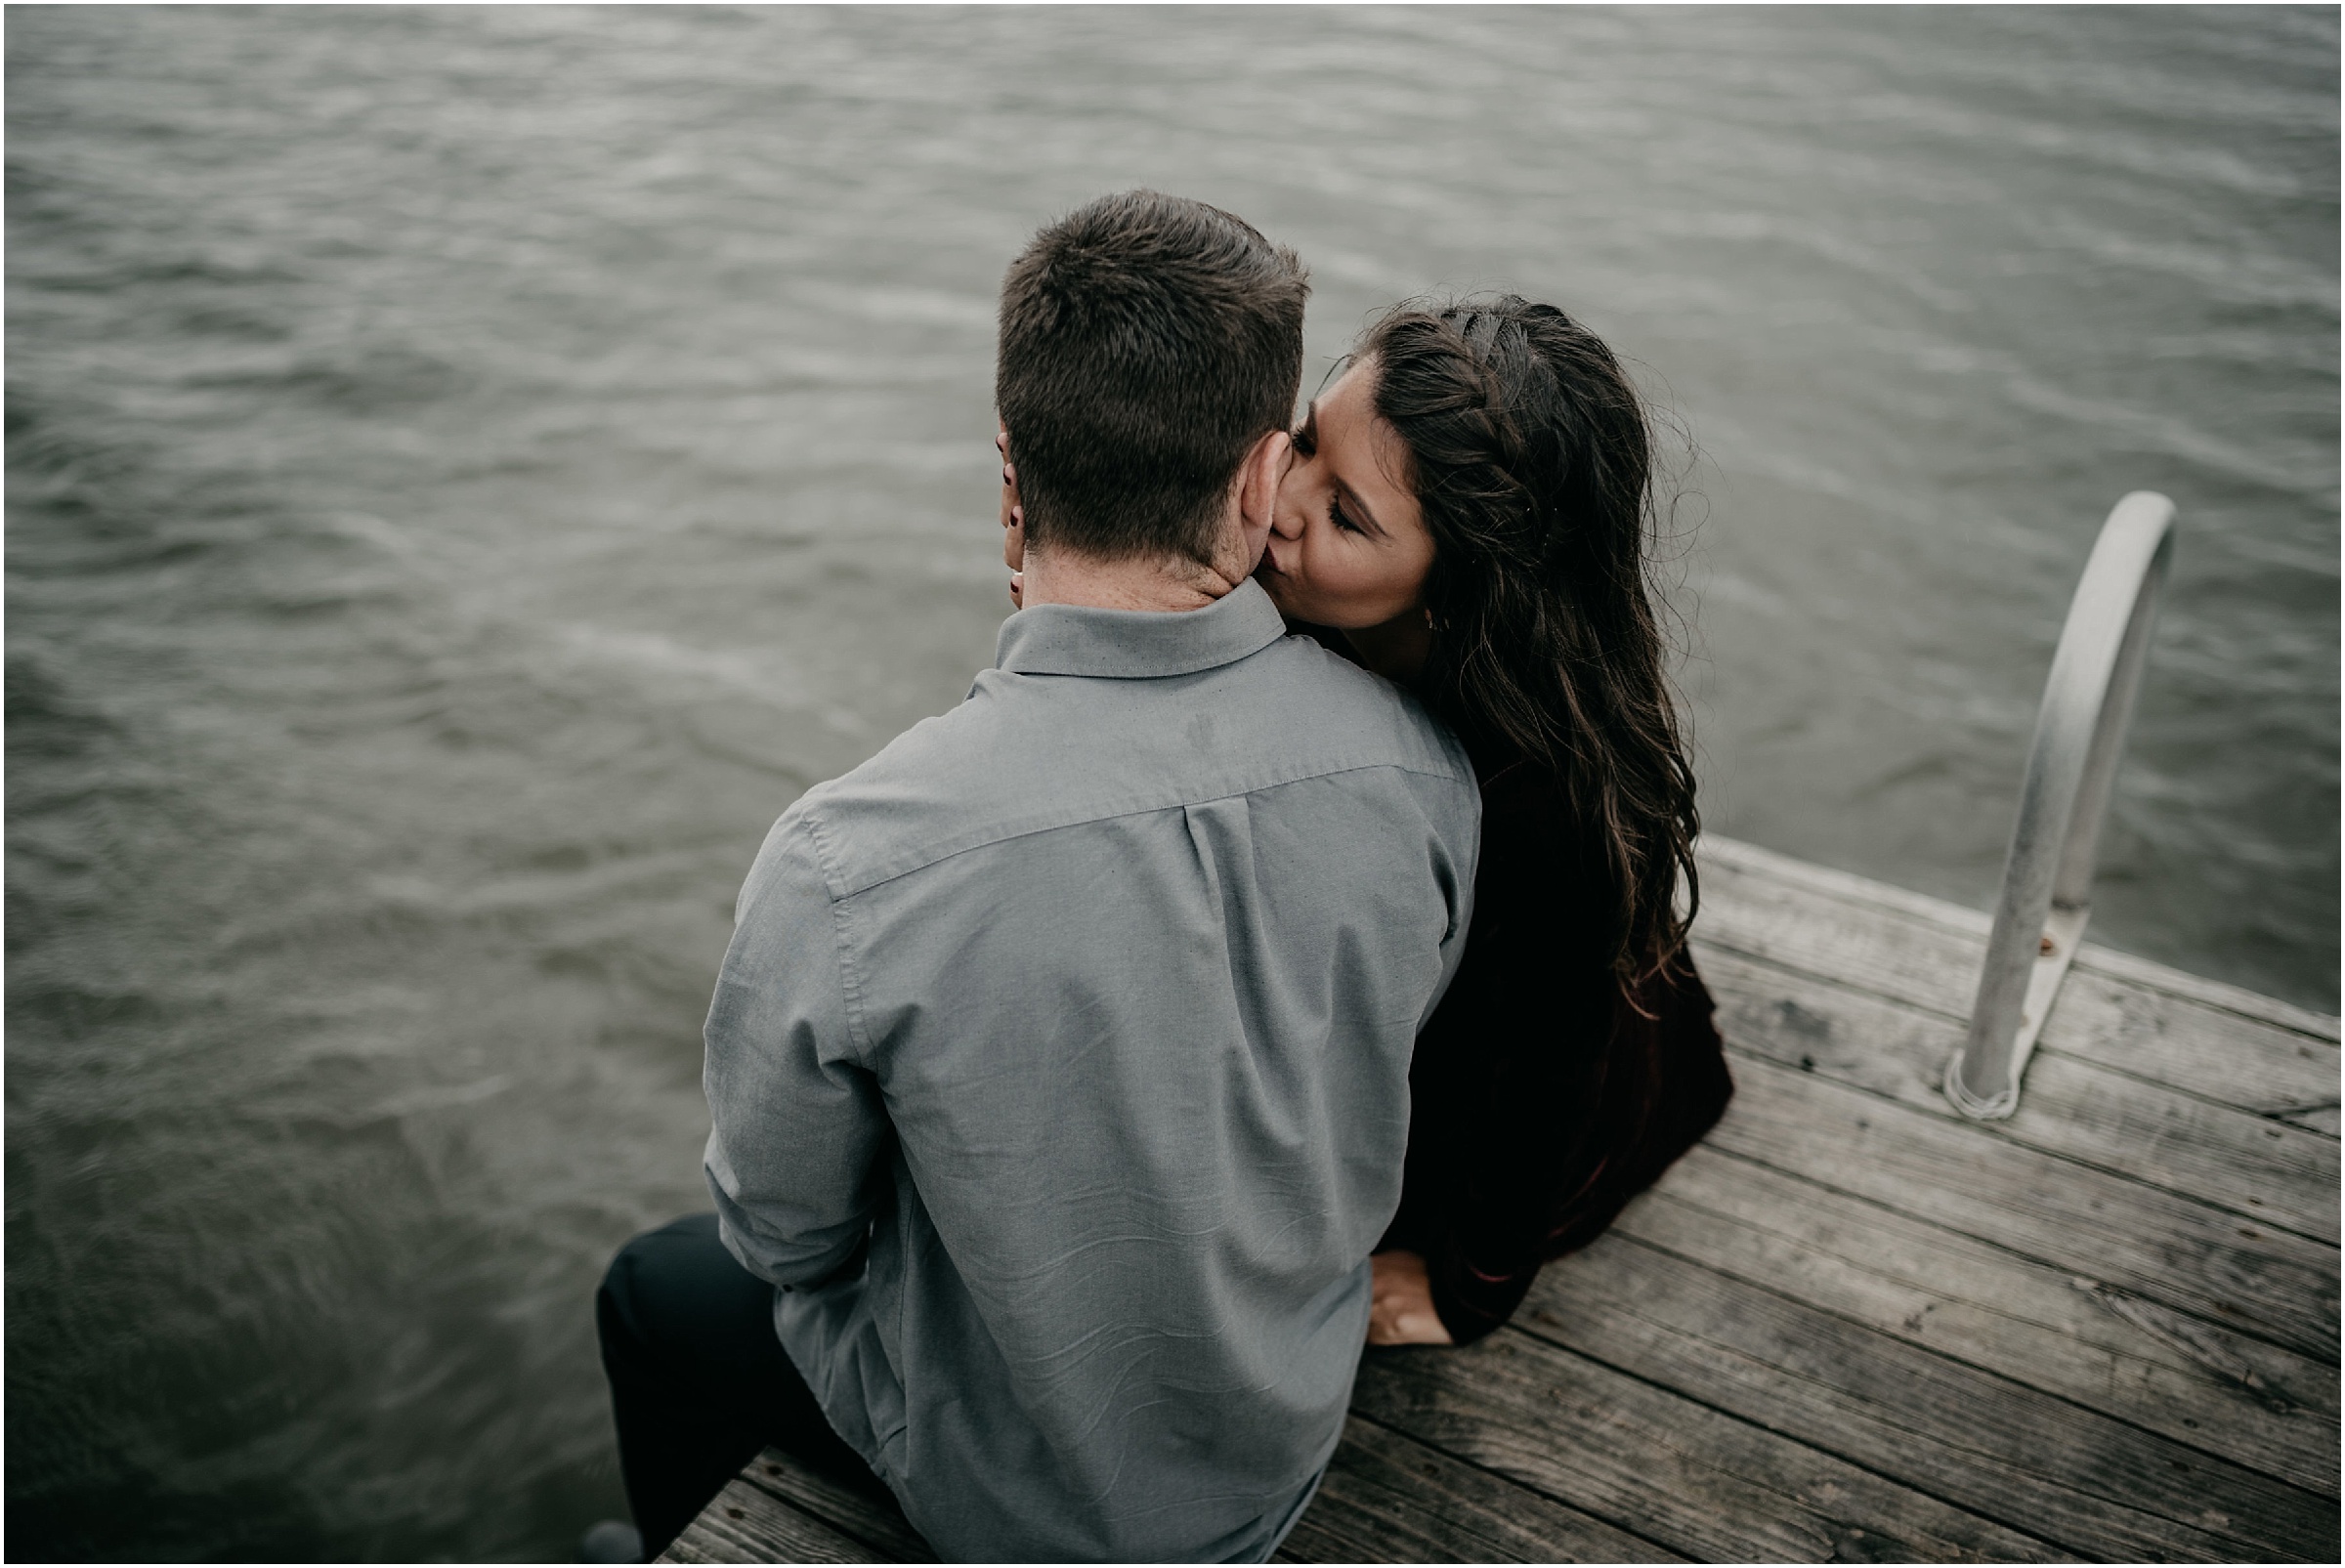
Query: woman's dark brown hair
1363 295 1698 996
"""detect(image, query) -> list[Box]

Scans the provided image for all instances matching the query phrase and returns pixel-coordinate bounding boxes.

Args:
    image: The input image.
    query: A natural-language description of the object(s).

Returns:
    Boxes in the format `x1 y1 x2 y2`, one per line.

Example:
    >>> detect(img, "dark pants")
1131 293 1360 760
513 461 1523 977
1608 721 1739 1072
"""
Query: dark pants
596 1213 885 1558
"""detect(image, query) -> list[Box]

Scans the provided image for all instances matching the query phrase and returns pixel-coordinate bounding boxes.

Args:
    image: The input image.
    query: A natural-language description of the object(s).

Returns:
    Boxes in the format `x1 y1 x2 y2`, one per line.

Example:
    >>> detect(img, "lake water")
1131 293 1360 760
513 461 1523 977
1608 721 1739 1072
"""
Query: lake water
7 5 2335 1558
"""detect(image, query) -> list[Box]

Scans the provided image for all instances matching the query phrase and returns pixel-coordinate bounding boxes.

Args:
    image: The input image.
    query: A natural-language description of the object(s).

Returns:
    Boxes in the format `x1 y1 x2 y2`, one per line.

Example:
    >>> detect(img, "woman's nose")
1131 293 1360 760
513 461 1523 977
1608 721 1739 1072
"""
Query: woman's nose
1268 495 1304 539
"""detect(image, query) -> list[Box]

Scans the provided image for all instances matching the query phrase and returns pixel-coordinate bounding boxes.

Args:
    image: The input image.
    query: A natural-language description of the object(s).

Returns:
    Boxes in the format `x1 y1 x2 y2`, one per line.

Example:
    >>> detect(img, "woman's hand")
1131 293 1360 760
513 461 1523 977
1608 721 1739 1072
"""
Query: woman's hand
1367 1250 1454 1346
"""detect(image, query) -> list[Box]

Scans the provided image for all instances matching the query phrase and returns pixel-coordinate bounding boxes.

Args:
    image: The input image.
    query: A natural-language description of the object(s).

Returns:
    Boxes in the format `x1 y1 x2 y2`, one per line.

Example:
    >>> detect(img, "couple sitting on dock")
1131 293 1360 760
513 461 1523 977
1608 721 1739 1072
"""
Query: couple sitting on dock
595 191 1731 1563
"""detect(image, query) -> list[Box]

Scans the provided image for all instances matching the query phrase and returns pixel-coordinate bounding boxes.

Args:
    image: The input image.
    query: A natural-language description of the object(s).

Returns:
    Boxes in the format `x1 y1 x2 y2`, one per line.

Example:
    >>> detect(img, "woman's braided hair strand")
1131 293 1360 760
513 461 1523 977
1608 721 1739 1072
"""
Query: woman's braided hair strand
1364 295 1700 1000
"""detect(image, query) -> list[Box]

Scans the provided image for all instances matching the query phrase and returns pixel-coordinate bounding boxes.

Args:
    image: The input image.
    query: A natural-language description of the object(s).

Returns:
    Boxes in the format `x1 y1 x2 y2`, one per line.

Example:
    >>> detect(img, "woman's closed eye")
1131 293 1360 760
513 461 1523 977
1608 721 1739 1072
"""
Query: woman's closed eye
1328 493 1364 535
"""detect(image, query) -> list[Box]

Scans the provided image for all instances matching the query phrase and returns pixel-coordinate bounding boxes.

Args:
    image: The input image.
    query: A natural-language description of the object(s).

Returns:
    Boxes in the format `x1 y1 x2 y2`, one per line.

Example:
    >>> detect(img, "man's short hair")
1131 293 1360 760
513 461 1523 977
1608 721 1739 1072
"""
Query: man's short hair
997 191 1308 565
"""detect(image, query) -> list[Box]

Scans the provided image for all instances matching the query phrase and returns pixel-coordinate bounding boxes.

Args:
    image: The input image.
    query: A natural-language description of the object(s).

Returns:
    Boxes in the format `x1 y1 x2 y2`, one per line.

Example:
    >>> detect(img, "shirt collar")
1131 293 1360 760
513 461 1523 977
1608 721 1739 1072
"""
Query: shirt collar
994 576 1288 680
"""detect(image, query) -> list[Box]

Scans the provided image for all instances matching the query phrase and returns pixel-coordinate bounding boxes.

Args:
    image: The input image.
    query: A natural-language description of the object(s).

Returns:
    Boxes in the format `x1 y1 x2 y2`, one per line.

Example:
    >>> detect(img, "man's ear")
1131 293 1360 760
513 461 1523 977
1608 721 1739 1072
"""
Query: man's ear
998 420 1024 571
1232 427 1292 572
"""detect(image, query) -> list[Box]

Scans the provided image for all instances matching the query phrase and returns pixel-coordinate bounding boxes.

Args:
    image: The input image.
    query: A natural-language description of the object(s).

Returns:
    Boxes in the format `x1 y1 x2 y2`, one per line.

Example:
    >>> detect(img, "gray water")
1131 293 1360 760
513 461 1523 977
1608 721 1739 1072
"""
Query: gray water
7 5 2335 1559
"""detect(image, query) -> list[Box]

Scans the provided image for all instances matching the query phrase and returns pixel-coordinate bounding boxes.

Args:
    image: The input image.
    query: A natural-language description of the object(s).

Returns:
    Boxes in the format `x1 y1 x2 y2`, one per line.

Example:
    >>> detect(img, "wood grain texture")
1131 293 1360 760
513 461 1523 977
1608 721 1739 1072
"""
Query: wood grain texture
1697 838 2337 1041
1522 1231 2336 1561
1697 944 2340 1244
1623 1145 2339 1495
1707 1053 2340 1361
1346 1328 2062 1563
2279 1103 2340 1136
1273 1417 1686 1563
2039 965 2339 1127
738 1449 935 1562
660 1473 888 1565
1695 837 2340 1120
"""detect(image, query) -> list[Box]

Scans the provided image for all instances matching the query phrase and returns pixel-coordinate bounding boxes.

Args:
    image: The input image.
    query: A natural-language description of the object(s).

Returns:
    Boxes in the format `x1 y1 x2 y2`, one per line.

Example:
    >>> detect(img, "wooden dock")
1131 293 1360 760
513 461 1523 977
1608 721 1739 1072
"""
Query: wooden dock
661 835 2339 1564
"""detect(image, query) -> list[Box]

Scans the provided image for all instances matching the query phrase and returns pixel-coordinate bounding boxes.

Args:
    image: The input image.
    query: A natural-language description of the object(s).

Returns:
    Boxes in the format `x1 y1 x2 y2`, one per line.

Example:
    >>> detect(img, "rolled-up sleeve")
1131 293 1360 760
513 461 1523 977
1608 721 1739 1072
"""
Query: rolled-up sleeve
703 811 889 1289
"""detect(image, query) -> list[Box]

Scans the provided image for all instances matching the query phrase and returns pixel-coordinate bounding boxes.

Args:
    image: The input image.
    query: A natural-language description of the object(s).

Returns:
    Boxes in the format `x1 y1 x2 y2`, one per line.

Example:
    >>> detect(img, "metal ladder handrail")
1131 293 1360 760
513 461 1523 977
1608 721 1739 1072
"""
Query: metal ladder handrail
1945 490 2176 1121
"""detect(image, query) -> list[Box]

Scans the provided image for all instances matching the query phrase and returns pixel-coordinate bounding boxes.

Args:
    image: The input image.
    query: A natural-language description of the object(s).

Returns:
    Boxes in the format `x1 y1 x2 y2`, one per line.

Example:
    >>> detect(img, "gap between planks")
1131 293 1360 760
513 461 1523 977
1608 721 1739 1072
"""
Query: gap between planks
1695 835 2339 1132
1697 836 2337 1047
1694 942 2339 1246
1348 1321 2068 1563
1707 1049 2336 1363
1519 1226 2335 1560
1690 848 2336 1363
1619 1142 2337 1496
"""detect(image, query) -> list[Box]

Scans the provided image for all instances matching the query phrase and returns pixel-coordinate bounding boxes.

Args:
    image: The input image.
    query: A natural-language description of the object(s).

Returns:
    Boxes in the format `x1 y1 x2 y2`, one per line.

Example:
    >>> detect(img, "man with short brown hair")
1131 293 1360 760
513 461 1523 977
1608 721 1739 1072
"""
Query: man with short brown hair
996 187 1308 572
598 191 1477 1562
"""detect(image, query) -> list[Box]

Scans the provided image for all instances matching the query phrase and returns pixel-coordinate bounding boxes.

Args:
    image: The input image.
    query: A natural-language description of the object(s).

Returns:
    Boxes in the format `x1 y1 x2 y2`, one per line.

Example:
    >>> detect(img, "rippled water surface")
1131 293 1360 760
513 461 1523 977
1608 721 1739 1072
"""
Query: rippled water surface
8 6 2335 1558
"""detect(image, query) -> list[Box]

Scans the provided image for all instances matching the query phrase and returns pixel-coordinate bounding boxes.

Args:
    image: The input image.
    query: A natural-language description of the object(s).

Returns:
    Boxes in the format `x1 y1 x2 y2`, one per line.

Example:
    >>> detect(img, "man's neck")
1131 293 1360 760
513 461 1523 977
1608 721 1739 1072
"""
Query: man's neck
1019 547 1249 614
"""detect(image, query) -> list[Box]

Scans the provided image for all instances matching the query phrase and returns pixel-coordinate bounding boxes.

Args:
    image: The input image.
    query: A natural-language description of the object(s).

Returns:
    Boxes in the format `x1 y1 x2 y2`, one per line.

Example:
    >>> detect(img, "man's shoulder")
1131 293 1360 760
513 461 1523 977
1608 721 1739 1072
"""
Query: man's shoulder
785 631 1475 899
1250 629 1467 759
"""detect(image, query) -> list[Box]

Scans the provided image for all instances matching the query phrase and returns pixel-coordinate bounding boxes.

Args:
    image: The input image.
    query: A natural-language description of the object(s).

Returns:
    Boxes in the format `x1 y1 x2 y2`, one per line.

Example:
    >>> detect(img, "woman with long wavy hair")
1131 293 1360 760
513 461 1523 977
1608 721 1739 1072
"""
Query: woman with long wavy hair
1256 294 1731 1345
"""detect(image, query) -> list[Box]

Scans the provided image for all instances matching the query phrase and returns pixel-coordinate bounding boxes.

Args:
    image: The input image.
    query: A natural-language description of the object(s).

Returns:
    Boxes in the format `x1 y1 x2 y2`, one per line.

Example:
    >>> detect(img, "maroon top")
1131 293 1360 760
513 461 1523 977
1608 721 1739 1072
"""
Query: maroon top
1376 739 1735 1344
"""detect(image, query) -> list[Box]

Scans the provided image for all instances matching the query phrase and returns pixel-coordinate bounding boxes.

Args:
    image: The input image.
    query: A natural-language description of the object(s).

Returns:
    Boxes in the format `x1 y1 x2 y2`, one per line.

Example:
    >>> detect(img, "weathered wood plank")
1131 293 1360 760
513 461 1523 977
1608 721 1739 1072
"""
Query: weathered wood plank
1707 1053 2339 1361
2057 930 2340 1045
1522 1230 2337 1560
688 1425 1678 1565
1699 944 2340 1244
1700 836 2338 1036
2280 1103 2340 1136
1620 1145 2338 1495
737 1448 935 1562
1274 1417 1685 1563
1346 1330 2062 1562
2044 965 2339 1132
660 1471 888 1565
1696 837 2340 1120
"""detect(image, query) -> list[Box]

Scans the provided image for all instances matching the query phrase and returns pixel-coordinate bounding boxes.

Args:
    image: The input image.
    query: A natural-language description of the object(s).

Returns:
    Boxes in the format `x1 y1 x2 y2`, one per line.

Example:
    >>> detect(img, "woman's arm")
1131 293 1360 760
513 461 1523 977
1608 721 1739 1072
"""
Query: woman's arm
1378 763 1733 1348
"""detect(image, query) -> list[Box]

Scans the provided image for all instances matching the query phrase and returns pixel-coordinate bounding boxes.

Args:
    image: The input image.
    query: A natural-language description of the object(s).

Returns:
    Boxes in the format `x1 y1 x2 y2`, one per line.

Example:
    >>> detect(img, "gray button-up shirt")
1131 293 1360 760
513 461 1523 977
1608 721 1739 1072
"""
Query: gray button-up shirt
704 578 1479 1562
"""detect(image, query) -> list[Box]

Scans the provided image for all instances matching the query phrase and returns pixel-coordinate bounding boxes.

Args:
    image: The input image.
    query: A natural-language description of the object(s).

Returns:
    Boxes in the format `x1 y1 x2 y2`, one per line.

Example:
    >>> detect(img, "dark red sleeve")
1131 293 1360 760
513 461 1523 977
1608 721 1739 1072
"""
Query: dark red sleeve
1381 764 1733 1346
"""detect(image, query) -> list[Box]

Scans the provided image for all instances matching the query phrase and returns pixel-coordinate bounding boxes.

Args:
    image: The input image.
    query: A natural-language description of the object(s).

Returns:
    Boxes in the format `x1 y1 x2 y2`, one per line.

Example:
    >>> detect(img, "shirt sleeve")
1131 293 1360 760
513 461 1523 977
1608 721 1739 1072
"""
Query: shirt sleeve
702 811 892 1290
1412 760 1484 1038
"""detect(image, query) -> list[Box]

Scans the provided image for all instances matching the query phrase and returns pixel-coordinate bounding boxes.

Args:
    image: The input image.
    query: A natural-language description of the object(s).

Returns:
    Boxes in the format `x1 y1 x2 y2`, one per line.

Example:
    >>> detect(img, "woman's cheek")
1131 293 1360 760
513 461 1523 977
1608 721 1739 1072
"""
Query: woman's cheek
1306 543 1352 614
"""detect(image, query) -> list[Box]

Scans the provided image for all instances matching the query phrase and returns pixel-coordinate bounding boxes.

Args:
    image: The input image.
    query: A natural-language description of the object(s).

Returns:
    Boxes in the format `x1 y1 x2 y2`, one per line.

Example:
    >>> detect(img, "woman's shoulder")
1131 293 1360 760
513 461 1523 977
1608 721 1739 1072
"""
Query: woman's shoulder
1473 748 1567 820
1464 750 1599 928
